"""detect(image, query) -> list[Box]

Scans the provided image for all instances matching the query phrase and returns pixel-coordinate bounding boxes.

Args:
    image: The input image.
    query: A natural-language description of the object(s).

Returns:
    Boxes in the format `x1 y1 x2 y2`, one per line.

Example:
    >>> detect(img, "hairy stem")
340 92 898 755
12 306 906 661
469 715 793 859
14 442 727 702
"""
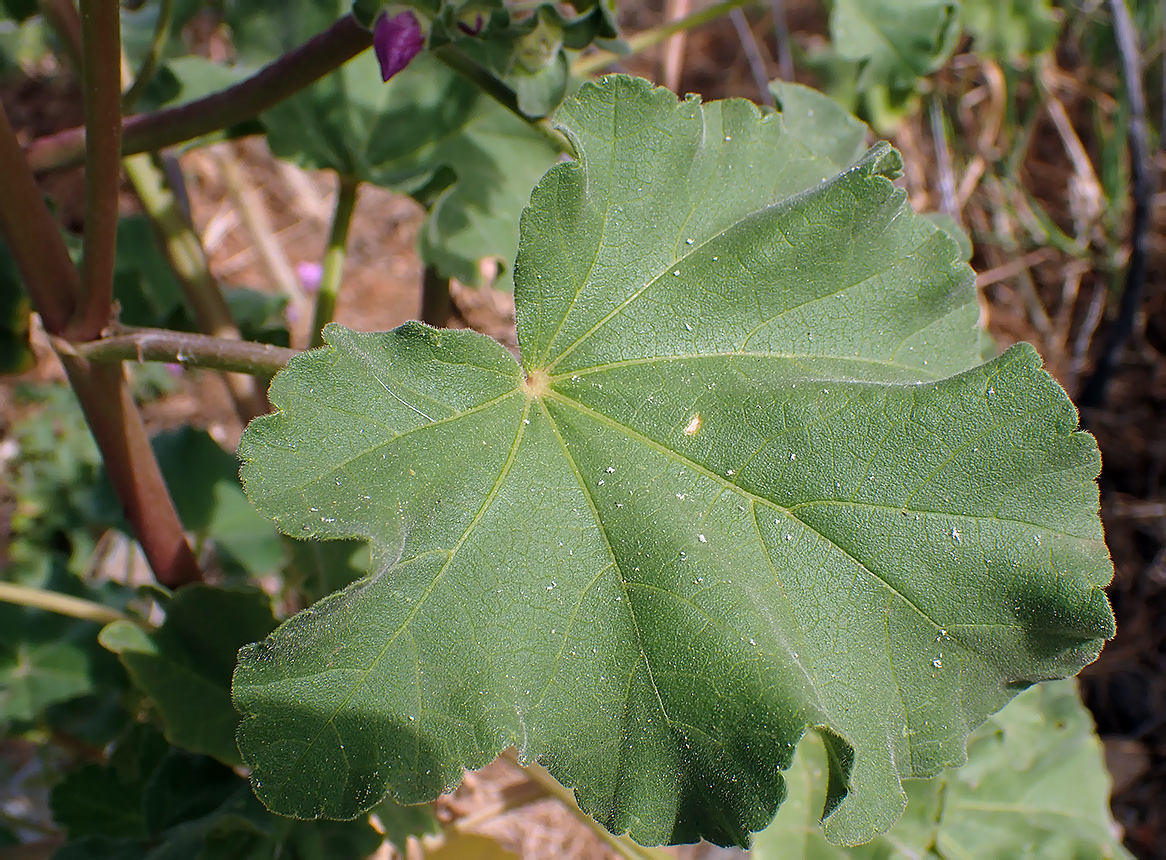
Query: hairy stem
573 0 752 76
69 325 299 376
0 106 78 334
122 152 268 421
71 0 123 342
310 174 361 348
0 582 130 626
25 14 374 175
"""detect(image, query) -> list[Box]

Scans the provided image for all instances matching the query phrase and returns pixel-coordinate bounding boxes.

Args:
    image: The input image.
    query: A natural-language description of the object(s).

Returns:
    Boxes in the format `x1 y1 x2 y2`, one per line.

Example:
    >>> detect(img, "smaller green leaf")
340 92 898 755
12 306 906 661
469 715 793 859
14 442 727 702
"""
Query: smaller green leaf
830 0 961 91
0 637 92 721
752 681 1133 859
374 796 442 853
233 1 559 290
962 0 1061 64
769 80 869 171
50 724 169 840
0 568 116 721
134 57 250 113
99 586 277 765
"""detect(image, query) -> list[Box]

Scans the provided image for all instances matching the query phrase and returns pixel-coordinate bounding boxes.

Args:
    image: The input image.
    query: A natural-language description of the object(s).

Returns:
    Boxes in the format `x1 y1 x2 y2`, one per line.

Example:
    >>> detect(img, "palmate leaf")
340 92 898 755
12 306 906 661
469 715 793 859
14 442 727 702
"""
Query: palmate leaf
234 76 1115 848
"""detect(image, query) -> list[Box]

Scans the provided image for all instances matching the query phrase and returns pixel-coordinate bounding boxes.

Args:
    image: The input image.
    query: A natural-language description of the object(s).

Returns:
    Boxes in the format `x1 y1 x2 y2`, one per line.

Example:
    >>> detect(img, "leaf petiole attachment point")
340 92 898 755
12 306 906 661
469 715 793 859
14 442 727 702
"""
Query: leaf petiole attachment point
521 368 551 398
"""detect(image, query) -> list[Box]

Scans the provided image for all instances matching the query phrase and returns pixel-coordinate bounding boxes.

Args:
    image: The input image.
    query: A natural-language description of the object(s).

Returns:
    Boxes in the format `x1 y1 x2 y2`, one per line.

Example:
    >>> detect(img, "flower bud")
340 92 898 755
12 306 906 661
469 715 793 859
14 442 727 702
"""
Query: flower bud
373 11 424 82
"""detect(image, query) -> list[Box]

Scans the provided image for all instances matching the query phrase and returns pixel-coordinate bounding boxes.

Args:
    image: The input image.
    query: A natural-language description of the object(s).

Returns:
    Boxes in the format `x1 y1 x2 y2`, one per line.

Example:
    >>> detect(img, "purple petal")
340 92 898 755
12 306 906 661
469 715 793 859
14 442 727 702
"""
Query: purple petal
374 11 424 82
296 261 324 293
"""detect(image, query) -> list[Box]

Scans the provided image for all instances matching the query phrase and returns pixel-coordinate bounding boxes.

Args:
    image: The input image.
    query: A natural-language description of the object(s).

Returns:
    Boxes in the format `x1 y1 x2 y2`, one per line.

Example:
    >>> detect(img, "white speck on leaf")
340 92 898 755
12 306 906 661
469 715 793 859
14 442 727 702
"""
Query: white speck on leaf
683 413 702 435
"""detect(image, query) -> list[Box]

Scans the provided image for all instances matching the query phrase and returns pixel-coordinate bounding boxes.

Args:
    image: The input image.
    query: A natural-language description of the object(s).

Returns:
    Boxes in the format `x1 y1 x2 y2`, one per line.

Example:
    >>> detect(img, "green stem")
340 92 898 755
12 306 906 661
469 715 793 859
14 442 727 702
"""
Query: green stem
121 0 175 113
71 0 124 342
420 265 452 328
573 0 753 76
61 325 300 376
310 174 361 348
0 582 130 626
122 152 268 421
432 45 575 156
0 105 78 334
25 14 374 175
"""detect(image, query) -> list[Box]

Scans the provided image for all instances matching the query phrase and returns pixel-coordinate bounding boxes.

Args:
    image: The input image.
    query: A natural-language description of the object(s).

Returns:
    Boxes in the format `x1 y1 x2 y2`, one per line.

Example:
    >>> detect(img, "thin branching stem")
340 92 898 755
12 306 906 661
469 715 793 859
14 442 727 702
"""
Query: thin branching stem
433 45 575 156
25 14 374 174
65 325 299 376
122 152 269 421
0 106 78 333
310 174 361 348
0 582 131 626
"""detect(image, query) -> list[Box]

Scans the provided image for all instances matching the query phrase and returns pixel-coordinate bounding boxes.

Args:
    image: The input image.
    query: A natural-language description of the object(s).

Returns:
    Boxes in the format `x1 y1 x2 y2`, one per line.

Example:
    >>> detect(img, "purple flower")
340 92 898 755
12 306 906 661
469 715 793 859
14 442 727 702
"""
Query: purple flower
374 11 424 82
296 261 324 294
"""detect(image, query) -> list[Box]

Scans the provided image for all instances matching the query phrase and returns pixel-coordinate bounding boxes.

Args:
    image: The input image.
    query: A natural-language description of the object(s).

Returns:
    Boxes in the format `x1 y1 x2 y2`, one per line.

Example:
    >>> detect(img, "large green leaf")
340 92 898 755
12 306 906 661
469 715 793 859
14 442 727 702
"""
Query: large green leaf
752 680 1133 859
234 77 1114 848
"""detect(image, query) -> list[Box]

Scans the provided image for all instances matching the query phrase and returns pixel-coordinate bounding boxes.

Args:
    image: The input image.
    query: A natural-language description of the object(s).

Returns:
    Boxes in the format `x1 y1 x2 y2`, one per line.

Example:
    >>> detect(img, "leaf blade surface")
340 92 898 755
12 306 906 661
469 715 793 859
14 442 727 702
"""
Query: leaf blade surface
234 76 1114 848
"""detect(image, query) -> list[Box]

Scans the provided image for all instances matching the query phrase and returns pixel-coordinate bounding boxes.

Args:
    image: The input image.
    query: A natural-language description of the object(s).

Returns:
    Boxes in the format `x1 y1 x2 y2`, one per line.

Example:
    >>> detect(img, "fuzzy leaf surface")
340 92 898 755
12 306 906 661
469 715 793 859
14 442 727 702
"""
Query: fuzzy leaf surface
235 77 1114 848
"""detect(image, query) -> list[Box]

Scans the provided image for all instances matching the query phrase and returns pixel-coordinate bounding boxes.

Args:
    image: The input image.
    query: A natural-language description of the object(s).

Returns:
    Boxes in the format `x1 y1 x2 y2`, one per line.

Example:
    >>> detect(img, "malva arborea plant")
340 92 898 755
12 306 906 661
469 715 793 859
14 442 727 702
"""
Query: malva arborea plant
0 2 1129 858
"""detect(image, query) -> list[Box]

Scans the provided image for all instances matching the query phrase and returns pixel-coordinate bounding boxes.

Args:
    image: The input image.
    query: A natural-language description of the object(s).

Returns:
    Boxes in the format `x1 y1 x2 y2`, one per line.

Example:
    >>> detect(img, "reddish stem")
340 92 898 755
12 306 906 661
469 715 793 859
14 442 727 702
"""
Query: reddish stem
70 0 123 341
58 356 203 589
24 14 373 174
0 107 77 333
